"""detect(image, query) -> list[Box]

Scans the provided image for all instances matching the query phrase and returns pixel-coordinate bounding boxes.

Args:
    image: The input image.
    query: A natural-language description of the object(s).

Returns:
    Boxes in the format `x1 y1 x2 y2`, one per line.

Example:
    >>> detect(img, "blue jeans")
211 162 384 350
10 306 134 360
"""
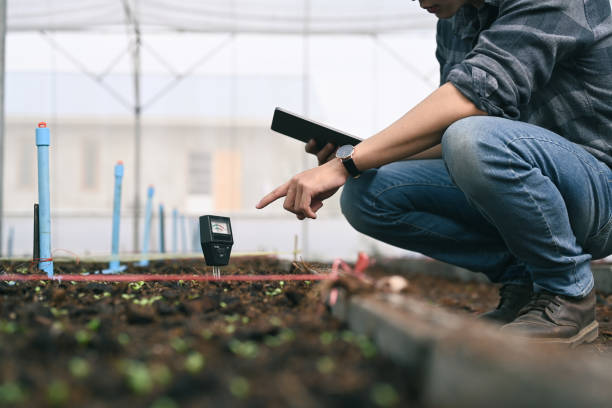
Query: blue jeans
341 117 612 297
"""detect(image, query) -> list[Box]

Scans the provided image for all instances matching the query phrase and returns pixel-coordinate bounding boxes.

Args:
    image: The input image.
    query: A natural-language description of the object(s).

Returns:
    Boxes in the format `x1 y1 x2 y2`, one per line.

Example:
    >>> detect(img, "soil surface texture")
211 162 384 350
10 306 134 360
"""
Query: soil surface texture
0 258 418 408
1 257 611 407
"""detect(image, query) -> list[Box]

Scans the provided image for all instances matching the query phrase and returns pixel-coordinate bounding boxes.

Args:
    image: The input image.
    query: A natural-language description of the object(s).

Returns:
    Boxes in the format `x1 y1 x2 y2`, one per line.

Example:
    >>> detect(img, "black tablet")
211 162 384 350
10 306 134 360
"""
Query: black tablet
271 107 362 148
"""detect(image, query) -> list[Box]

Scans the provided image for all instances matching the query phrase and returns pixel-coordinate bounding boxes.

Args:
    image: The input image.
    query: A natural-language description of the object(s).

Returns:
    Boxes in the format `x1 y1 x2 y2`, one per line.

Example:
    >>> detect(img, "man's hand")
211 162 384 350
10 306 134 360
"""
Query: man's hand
256 158 349 219
305 139 338 165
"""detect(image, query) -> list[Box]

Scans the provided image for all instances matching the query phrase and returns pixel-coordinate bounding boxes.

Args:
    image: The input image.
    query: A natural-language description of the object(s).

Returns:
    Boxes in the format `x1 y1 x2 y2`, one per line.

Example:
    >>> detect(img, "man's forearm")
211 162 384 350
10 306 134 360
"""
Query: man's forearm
352 82 486 170
407 144 442 160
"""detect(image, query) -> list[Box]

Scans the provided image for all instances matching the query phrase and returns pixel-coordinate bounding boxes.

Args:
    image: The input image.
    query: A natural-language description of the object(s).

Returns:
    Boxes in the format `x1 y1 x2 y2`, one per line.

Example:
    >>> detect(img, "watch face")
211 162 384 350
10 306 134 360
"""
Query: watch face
336 145 354 159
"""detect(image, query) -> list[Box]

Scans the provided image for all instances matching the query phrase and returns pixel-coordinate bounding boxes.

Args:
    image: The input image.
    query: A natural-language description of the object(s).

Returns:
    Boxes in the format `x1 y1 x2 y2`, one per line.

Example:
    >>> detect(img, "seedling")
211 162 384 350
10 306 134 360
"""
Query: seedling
199 215 233 278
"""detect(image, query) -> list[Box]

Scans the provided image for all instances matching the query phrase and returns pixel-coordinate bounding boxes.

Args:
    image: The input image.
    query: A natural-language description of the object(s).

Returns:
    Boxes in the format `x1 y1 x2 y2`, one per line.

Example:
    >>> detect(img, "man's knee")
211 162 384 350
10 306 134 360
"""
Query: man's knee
442 116 504 195
340 172 378 234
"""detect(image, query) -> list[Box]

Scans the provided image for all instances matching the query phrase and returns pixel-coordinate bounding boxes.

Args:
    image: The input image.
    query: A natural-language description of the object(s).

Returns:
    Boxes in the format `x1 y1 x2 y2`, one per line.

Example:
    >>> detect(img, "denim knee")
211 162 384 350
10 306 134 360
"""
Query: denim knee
442 116 502 199
340 171 379 235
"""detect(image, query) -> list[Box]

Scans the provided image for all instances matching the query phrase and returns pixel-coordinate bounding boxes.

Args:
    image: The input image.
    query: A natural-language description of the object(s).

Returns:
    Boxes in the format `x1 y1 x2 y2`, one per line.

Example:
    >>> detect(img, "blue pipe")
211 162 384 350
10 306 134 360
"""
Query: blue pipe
7 226 14 258
172 208 178 253
158 204 165 253
36 122 54 277
103 161 127 274
180 214 187 254
137 186 154 267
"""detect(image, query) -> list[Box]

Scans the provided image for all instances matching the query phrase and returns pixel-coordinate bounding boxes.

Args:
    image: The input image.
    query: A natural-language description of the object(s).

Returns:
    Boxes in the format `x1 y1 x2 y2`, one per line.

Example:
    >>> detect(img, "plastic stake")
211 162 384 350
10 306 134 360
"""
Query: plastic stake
102 161 127 274
36 122 54 277
172 208 178 253
137 186 154 267
158 204 165 253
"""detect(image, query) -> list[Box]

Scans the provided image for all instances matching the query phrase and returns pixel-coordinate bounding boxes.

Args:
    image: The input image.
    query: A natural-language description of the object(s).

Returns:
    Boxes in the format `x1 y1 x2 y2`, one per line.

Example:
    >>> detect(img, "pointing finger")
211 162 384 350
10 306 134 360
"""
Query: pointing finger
256 182 290 209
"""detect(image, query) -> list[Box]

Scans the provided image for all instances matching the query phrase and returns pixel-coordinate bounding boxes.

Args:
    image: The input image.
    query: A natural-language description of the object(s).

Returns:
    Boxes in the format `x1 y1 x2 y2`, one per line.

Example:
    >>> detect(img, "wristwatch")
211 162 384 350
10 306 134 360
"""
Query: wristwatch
336 145 361 178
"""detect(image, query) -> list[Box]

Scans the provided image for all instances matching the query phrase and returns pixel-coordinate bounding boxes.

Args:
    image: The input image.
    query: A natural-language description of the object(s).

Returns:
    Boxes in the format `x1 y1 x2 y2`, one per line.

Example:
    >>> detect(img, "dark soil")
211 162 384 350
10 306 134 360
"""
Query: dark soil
1 257 611 407
0 257 419 408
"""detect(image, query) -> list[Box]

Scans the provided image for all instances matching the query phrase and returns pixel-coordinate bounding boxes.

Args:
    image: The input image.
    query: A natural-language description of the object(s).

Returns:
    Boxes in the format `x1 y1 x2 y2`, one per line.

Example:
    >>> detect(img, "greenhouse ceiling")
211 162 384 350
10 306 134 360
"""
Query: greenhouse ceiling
7 0 434 34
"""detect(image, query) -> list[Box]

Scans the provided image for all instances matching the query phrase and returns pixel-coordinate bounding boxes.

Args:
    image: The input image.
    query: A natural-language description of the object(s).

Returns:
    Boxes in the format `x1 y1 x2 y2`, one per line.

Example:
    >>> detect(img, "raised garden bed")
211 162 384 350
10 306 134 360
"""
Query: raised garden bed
2 256 611 407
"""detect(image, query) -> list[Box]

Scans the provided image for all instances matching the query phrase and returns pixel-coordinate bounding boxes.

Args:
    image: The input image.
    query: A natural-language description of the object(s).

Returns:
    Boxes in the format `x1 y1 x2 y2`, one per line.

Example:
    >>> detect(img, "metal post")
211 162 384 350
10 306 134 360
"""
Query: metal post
103 161 127 274
0 0 6 258
132 29 142 253
137 185 154 266
35 122 53 277
33 203 40 261
6 225 12 258
301 0 311 260
158 203 165 253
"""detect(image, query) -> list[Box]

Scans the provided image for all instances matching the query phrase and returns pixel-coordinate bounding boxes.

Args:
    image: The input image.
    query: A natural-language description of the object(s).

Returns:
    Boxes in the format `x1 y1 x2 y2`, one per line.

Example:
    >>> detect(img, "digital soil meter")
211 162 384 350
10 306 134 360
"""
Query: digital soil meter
199 215 233 277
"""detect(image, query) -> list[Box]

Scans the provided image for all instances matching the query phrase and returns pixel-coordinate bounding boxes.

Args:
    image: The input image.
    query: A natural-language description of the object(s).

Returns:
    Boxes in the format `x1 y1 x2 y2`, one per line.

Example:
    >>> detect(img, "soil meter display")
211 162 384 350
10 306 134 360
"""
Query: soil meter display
200 215 233 277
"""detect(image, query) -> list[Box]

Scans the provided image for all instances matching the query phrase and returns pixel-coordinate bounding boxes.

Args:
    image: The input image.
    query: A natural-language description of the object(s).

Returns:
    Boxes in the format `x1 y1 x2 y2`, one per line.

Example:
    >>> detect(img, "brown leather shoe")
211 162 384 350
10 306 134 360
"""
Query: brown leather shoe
500 289 598 347
479 284 532 324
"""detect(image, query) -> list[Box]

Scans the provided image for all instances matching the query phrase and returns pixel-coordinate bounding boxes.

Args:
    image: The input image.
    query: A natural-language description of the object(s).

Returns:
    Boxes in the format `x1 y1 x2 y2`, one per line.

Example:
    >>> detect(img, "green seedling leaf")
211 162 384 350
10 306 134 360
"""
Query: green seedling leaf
46 380 69 407
265 288 283 297
370 383 399 407
77 293 85 298
228 340 258 359
224 314 240 323
184 352 205 373
0 382 26 404
93 294 101 300
357 335 377 358
121 294 135 300
87 318 101 331
170 337 189 353
316 356 335 374
320 331 335 345
225 324 236 334
117 333 130 346
35 286 41 293
75 329 92 346
200 329 213 340
229 377 250 399
132 296 162 306
219 301 227 308
150 363 172 386
39 280 47 286
103 291 111 297
121 360 153 395
269 316 282 327
128 281 145 291
0 321 18 334
16 267 28 274
68 357 90 379
241 316 250 324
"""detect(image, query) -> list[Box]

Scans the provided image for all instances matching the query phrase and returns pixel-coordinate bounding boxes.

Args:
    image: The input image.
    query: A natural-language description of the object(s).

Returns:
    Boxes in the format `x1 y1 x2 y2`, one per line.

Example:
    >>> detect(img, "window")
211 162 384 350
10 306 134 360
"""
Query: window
188 152 212 195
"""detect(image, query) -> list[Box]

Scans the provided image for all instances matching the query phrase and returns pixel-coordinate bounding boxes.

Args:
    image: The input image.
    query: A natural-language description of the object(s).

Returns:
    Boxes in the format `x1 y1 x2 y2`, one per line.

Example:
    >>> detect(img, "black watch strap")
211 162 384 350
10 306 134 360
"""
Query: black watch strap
342 157 361 178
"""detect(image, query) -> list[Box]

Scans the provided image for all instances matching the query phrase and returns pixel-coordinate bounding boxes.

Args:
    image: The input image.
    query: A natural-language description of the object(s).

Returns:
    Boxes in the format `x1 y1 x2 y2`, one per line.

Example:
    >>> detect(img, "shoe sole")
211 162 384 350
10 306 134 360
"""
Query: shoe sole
526 321 599 348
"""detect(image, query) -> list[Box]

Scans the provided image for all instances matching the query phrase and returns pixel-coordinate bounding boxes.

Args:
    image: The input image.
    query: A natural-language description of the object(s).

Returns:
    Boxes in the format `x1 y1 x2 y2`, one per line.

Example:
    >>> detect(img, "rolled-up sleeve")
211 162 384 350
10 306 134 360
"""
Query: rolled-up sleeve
447 0 591 119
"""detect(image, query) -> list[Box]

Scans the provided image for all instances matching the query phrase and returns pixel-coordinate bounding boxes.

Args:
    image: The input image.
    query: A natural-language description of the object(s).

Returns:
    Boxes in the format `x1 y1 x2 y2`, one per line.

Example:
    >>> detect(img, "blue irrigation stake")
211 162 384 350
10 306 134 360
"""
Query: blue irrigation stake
7 226 14 258
36 122 54 277
158 204 166 253
172 208 178 253
137 186 154 267
102 161 127 274
180 214 187 253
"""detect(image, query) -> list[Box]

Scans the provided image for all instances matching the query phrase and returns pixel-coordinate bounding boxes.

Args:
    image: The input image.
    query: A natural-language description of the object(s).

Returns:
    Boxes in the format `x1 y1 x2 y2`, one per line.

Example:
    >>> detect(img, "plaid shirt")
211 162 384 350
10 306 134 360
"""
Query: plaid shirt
437 0 612 168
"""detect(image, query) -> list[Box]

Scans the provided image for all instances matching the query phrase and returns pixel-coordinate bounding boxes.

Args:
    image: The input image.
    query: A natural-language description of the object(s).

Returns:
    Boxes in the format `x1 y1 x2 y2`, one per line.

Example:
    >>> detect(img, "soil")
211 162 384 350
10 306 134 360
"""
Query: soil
1 257 611 407
0 257 420 408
